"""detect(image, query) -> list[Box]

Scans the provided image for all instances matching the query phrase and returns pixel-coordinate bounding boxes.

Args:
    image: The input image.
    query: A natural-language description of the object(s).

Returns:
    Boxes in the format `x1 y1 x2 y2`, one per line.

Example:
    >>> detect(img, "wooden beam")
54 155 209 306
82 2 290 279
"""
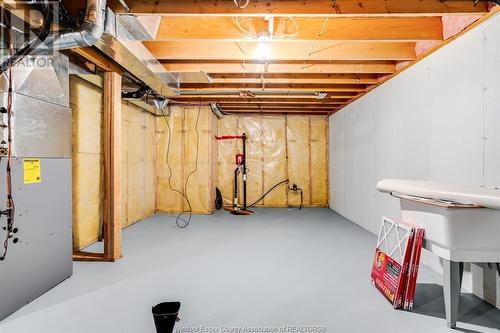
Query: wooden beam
181 87 365 93
156 16 443 41
212 73 378 79
222 108 338 114
103 71 122 262
225 111 331 115
218 105 341 109
200 99 347 104
110 0 490 16
162 61 396 74
145 41 416 61
181 83 367 90
73 251 107 262
334 3 500 114
165 61 396 74
72 47 123 73
211 74 379 85
175 92 359 100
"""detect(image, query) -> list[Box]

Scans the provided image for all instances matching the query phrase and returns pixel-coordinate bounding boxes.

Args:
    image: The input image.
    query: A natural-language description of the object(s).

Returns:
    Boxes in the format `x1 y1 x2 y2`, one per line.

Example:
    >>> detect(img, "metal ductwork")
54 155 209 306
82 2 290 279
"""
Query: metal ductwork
43 0 179 98
44 0 107 50
96 8 179 97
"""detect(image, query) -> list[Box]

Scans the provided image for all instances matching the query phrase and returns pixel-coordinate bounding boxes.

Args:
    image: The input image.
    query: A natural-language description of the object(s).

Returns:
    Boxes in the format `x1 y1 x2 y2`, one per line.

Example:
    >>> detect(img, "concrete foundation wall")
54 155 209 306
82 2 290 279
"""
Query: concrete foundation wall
329 12 500 308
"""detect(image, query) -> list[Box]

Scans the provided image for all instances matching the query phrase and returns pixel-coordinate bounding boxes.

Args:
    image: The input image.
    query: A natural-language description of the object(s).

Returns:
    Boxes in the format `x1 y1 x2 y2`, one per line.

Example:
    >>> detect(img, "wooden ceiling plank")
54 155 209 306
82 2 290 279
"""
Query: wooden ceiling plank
224 111 331 116
211 73 378 79
176 94 359 99
221 109 337 114
144 41 417 61
180 83 367 90
155 17 443 41
110 0 489 16
180 87 366 93
163 61 397 74
210 76 379 85
210 100 347 104
221 104 342 110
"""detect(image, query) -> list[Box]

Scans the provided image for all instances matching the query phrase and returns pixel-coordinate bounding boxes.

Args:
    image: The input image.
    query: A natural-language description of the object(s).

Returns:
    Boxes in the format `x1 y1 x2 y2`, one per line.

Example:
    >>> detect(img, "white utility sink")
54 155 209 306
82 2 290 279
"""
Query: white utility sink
377 179 500 329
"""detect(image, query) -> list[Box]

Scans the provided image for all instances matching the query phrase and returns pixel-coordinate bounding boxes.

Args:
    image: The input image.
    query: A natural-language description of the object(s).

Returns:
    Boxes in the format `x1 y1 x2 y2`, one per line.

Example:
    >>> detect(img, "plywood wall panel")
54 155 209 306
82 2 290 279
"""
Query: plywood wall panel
287 116 311 207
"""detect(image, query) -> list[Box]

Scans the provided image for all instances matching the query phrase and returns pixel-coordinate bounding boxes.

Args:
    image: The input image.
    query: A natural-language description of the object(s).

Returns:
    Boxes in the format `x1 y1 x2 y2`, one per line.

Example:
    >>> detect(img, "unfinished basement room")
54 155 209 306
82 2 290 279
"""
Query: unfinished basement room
1 0 500 332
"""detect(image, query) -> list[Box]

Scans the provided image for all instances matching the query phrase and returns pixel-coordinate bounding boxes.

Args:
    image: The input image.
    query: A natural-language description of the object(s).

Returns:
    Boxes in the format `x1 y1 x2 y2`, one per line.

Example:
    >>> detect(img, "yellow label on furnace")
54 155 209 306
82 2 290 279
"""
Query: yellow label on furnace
24 159 41 184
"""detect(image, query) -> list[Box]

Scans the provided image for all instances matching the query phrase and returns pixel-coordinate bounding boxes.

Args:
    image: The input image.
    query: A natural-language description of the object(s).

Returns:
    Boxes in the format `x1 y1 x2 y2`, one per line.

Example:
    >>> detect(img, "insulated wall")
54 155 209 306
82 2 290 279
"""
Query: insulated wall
329 12 500 308
71 76 156 250
156 105 217 214
218 115 328 208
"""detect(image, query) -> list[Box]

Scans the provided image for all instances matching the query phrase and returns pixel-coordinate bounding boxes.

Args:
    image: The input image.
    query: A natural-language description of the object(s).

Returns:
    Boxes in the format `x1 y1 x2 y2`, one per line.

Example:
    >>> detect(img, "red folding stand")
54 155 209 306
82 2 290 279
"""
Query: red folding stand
215 133 253 215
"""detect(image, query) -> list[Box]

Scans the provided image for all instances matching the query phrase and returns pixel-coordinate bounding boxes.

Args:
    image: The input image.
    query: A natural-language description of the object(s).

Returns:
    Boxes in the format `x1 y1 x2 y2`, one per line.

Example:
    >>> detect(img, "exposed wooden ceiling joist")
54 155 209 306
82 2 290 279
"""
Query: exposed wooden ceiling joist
109 0 489 16
221 109 336 115
155 16 443 41
217 104 341 109
162 61 397 74
223 111 331 116
144 41 417 61
176 93 359 99
177 99 348 104
180 84 366 92
211 73 379 79
210 74 379 85
91 0 492 115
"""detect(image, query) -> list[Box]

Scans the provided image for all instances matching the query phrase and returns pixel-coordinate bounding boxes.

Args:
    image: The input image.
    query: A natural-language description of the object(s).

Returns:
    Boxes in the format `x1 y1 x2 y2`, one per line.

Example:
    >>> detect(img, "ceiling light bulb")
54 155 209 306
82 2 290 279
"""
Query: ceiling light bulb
256 41 272 60
257 32 271 42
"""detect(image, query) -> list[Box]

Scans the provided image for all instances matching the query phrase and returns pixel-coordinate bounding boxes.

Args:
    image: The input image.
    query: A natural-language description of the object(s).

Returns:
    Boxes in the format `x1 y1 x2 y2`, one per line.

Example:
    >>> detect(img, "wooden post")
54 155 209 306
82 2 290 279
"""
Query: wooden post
72 47 123 262
103 71 122 261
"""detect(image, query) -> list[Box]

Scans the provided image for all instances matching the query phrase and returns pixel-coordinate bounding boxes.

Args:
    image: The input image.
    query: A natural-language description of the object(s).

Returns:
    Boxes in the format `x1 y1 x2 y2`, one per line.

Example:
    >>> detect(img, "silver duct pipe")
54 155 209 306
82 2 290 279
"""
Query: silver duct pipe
44 1 179 97
45 0 107 50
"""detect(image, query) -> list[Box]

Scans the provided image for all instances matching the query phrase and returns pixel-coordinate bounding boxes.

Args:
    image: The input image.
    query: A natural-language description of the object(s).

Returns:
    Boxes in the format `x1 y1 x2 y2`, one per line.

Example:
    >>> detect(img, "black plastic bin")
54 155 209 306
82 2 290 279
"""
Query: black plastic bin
152 302 181 333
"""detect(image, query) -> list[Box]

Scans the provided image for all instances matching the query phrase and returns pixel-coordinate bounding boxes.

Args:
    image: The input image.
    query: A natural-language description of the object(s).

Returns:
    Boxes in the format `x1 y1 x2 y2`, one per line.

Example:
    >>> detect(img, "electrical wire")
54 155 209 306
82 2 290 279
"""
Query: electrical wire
57 0 77 30
180 104 201 228
280 17 299 37
247 179 303 209
291 184 304 210
233 0 249 9
0 0 53 75
248 180 289 208
234 17 256 38
159 104 201 229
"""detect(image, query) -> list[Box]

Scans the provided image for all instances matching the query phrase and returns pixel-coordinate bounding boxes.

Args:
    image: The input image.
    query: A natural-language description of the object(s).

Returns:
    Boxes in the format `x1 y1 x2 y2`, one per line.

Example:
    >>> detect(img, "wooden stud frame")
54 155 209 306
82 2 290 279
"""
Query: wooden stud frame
73 48 123 262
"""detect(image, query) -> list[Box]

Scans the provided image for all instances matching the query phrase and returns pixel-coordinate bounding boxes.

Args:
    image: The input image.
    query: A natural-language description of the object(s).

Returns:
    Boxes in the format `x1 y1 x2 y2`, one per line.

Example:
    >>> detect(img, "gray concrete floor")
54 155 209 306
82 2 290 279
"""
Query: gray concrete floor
0 208 499 333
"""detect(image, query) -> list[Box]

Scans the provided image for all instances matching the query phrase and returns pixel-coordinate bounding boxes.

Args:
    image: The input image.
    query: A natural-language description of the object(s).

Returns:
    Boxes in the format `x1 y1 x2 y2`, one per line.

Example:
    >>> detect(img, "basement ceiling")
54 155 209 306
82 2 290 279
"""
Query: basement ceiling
82 0 497 115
